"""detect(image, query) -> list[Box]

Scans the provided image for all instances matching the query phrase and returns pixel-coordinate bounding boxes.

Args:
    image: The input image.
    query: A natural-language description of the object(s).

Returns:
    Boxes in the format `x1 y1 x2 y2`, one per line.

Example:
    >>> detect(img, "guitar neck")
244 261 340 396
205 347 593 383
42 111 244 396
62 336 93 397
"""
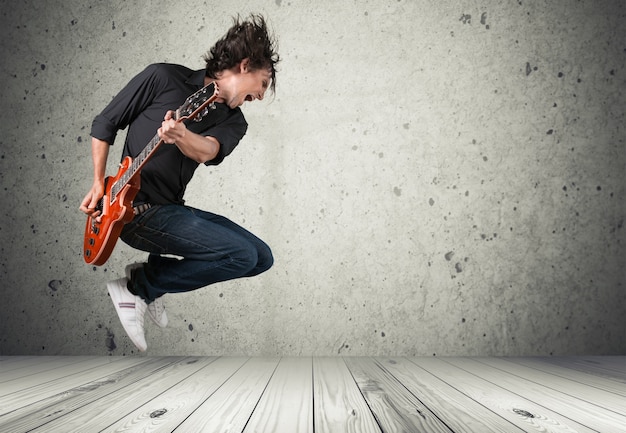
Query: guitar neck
110 132 162 200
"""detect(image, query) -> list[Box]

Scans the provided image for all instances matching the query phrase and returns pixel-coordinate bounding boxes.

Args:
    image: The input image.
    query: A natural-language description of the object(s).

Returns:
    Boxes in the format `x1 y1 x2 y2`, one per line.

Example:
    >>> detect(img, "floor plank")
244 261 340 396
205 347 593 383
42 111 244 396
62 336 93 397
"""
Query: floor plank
0 357 146 406
0 356 623 433
345 357 453 432
0 356 103 387
510 357 626 397
380 357 525 432
542 356 626 382
474 357 626 414
417 357 601 433
444 357 625 433
0 357 174 432
0 356 96 381
101 357 249 433
243 357 314 433
572 356 626 373
170 357 278 433
313 357 382 433
26 357 218 433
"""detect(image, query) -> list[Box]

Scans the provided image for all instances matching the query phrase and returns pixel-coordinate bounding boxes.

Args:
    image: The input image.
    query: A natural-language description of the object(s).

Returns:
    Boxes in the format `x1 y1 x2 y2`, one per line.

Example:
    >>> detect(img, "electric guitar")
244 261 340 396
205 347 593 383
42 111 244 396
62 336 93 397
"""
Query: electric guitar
83 82 219 265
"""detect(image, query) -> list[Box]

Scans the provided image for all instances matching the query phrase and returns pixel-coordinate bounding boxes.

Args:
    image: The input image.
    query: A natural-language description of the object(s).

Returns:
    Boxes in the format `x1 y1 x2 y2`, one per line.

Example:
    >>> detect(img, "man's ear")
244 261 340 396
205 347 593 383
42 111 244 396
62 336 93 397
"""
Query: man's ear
239 58 250 73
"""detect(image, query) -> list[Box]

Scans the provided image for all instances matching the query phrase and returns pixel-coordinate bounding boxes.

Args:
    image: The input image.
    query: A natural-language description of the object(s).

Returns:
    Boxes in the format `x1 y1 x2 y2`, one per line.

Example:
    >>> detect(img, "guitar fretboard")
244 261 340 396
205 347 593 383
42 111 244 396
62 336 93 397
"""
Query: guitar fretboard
110 132 162 203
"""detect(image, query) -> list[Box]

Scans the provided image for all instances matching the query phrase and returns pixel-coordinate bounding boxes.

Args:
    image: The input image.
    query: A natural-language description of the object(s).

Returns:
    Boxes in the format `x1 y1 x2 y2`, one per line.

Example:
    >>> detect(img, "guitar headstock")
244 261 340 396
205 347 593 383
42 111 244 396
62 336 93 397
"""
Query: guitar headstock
176 82 220 122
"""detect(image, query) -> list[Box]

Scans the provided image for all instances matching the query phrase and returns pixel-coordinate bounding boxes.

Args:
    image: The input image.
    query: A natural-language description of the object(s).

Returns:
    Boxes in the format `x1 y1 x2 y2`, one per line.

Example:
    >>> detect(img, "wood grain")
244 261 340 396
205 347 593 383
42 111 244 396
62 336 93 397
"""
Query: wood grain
473 356 626 414
170 357 278 433
444 357 624 433
313 357 381 433
379 357 526 433
243 357 314 433
542 356 626 382
0 356 623 433
102 356 249 433
345 357 453 432
26 357 218 433
0 356 98 382
0 357 171 432
412 356 598 433
510 357 626 396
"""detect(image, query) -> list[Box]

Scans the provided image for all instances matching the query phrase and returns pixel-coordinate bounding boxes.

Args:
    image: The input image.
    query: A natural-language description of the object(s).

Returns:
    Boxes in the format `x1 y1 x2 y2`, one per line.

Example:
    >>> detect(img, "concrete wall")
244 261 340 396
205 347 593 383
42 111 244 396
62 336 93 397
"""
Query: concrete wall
1 0 624 356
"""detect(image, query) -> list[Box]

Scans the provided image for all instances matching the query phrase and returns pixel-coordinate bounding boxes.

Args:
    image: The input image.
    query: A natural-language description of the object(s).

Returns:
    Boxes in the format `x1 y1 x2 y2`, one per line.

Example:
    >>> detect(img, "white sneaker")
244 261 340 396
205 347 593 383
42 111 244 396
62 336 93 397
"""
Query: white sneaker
107 278 147 352
125 263 168 328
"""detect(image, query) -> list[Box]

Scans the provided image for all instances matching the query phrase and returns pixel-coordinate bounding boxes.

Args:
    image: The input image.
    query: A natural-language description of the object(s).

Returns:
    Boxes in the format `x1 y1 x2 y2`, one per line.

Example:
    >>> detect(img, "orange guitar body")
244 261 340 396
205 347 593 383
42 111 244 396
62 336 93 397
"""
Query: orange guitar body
83 156 140 265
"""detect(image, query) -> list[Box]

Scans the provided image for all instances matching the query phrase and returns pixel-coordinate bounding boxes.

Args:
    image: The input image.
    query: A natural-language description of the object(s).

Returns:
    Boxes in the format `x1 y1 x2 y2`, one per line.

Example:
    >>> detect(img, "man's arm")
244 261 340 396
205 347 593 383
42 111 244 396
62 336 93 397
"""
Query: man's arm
79 138 110 217
158 110 220 164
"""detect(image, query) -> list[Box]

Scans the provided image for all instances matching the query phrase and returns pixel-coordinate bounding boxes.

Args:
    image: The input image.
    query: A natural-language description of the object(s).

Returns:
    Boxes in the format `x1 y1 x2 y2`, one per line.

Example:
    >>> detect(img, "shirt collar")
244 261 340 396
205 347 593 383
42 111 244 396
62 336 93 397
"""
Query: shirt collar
187 69 207 88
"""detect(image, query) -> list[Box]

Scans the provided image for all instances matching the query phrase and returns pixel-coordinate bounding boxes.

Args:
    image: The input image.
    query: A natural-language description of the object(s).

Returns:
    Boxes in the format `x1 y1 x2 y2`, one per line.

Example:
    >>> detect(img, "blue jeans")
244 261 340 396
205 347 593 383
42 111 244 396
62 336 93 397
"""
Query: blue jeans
119 204 273 303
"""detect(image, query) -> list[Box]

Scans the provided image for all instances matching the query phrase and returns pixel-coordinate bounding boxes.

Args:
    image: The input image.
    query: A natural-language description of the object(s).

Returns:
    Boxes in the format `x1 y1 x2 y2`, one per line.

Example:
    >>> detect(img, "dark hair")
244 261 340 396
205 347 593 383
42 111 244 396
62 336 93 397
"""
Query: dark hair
203 14 280 93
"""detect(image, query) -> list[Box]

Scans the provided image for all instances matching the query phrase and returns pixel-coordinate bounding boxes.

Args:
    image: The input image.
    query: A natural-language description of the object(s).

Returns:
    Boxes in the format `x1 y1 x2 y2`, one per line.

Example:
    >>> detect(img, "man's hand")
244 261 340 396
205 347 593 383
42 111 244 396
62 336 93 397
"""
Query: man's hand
158 110 220 163
79 180 105 221
158 110 187 144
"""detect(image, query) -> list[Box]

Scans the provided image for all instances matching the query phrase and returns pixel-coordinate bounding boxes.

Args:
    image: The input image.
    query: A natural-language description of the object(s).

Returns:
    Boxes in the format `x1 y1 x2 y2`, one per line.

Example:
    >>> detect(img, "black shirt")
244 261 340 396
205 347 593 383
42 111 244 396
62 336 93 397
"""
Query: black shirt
90 63 247 205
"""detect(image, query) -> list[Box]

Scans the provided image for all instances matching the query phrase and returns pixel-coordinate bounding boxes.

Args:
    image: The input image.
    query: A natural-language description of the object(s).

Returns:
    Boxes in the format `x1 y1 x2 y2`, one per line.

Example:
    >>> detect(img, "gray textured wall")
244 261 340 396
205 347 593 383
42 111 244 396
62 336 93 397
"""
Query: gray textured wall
1 0 624 356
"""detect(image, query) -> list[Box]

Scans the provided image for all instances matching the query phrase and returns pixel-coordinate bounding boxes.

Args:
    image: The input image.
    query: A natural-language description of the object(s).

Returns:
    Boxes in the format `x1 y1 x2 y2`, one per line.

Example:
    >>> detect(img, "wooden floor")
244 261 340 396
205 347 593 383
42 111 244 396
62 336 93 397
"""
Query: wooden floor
0 356 624 433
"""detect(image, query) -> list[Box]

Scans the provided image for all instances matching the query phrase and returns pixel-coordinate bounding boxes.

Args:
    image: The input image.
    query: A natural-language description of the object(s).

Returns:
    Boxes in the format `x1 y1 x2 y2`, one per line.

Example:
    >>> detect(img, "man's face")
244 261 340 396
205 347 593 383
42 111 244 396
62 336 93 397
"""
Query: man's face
219 61 272 108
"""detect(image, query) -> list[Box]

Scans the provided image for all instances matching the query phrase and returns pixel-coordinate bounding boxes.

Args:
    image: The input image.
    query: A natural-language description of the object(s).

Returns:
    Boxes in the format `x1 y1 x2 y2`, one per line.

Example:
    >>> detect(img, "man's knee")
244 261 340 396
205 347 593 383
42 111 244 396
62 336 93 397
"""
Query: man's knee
258 245 274 273
244 243 273 277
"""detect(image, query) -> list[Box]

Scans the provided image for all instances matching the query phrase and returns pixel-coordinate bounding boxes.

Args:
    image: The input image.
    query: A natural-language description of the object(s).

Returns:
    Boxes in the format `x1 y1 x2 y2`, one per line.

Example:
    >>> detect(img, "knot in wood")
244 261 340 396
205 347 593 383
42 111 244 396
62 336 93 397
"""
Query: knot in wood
150 408 168 418
513 408 535 418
